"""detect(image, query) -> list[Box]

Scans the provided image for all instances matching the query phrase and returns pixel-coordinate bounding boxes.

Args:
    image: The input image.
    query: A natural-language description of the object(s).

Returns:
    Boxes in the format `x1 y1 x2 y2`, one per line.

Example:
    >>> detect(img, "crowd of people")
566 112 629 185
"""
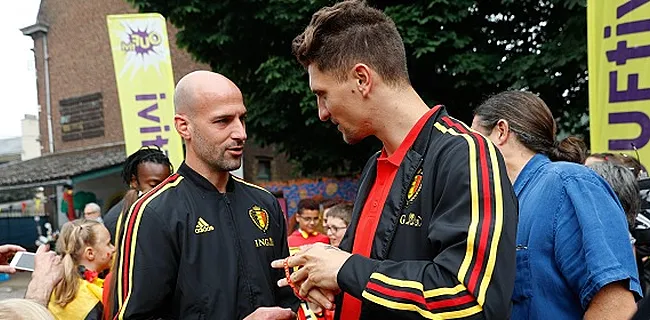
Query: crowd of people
0 0 649 319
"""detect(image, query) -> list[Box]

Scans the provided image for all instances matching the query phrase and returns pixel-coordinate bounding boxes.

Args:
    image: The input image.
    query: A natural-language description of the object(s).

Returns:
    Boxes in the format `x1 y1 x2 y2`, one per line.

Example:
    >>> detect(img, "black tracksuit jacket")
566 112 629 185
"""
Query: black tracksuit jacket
335 106 518 320
111 163 297 319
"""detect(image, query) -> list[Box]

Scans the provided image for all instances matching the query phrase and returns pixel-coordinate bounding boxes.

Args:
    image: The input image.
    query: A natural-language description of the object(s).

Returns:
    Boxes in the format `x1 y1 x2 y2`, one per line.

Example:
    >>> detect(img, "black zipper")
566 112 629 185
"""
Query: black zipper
223 194 256 309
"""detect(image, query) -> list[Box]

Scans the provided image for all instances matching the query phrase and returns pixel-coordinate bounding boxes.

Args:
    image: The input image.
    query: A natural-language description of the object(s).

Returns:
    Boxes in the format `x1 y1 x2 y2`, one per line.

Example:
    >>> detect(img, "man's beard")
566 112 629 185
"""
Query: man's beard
211 149 242 172
198 144 242 172
195 138 243 172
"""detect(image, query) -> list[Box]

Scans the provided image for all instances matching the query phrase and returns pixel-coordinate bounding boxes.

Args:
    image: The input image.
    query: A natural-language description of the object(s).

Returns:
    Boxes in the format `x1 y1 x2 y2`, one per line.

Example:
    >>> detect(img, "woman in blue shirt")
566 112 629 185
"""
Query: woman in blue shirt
471 91 641 319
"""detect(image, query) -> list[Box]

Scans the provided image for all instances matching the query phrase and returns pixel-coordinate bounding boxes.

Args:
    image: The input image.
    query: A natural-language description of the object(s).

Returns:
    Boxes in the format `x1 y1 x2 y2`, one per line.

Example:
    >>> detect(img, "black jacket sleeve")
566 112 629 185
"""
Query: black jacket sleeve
112 206 179 320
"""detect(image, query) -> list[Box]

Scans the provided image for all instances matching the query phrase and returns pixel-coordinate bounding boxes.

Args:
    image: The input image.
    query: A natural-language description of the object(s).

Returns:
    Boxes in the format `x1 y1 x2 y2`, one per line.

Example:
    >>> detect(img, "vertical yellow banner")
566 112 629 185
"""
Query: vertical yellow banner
106 13 183 170
588 0 650 167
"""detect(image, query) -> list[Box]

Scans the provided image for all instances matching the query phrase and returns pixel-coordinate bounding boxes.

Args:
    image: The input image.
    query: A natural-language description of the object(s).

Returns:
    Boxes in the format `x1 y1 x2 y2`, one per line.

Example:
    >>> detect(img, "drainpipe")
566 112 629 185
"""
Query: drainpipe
21 23 53 153
43 34 54 153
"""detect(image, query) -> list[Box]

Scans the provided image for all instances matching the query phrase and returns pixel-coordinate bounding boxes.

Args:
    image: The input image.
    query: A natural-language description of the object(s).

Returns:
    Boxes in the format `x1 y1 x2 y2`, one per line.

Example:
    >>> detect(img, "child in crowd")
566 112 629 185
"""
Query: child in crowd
297 203 354 320
325 202 353 248
287 198 329 253
48 219 114 320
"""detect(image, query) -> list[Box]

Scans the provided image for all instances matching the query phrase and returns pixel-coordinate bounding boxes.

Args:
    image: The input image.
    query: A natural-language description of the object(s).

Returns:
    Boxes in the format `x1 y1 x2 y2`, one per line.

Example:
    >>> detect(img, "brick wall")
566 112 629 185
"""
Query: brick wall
243 143 296 184
28 0 296 180
31 0 214 153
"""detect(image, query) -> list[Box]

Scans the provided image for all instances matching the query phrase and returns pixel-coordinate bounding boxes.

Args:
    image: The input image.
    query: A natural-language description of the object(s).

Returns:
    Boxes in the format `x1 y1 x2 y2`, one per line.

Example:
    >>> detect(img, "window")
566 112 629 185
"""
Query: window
59 93 104 141
256 157 272 181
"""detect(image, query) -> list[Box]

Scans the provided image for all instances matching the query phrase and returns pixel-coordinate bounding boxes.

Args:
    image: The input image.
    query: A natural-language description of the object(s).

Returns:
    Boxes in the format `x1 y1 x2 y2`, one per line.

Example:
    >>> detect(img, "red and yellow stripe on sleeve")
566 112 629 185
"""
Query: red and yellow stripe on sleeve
359 116 505 319
115 174 183 320
361 273 482 319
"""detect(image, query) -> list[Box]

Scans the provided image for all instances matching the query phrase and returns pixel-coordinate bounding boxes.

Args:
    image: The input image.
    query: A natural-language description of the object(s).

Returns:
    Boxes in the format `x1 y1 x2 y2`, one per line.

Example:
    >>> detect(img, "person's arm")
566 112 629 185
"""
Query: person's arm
273 199 301 311
336 135 518 319
25 244 62 306
556 174 641 315
112 206 178 320
584 281 636 320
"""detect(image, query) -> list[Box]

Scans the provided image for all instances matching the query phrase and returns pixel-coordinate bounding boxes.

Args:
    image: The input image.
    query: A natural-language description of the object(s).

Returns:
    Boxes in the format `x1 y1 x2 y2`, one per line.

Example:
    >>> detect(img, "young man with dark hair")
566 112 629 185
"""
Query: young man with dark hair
103 147 173 243
274 1 518 319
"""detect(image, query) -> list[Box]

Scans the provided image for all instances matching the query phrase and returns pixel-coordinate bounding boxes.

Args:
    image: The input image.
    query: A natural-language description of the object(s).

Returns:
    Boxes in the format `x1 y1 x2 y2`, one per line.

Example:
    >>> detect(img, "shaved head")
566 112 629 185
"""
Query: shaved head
174 71 242 116
173 71 248 175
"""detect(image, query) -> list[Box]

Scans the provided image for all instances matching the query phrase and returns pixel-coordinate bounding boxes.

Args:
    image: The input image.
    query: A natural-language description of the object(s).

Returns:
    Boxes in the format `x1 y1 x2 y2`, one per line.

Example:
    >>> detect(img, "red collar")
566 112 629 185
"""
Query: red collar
379 106 439 166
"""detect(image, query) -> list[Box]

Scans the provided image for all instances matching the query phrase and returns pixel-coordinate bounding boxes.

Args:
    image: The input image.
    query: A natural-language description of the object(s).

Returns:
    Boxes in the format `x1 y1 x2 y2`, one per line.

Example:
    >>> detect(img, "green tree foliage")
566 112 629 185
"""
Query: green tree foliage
128 0 588 174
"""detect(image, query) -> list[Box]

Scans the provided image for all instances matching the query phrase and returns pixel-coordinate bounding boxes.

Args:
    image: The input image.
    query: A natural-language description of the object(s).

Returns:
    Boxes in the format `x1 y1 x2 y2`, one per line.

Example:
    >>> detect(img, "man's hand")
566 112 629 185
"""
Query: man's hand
243 307 296 320
32 244 63 286
0 244 25 274
271 243 352 309
25 244 63 306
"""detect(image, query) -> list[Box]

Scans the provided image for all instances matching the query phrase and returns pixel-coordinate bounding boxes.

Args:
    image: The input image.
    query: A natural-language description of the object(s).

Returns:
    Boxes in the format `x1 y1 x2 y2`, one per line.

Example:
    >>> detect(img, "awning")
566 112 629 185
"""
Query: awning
0 143 126 191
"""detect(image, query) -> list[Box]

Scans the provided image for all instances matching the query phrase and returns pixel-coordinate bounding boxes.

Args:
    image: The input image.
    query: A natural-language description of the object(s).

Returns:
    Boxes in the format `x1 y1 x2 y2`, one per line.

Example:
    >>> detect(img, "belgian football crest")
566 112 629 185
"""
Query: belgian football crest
406 168 423 206
249 205 269 233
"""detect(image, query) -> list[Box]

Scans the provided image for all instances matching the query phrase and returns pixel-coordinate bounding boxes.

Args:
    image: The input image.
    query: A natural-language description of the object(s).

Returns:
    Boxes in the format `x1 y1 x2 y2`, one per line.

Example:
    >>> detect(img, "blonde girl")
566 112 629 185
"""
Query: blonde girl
48 219 114 320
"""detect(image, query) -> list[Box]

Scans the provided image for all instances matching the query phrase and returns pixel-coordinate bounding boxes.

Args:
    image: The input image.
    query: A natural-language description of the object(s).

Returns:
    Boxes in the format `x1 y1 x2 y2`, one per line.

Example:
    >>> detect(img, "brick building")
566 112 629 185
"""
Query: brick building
0 0 294 228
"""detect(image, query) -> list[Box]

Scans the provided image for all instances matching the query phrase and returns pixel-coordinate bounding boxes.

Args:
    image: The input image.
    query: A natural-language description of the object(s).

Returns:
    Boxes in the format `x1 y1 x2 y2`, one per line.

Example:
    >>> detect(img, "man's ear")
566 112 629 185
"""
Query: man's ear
174 114 191 140
129 176 138 190
493 119 511 146
352 64 372 97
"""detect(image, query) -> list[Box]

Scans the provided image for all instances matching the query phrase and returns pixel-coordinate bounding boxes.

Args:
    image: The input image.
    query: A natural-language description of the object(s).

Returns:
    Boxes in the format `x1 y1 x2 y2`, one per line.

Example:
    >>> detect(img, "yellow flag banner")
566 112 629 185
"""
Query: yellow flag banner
106 13 183 169
588 0 650 166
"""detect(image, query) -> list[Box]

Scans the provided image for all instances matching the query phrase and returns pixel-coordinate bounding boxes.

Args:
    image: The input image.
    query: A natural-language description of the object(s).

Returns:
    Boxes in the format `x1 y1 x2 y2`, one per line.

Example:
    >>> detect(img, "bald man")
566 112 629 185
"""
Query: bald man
111 71 298 320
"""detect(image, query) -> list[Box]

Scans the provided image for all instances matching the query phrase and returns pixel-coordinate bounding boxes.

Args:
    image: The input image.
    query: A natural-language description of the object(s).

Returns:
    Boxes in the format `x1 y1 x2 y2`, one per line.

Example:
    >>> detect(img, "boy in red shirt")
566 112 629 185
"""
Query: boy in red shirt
288 199 332 320
288 198 329 253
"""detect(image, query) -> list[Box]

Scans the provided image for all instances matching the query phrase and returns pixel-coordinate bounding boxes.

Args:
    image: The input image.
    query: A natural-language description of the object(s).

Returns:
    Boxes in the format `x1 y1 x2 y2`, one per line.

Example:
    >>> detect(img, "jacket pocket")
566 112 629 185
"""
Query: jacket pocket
512 245 533 302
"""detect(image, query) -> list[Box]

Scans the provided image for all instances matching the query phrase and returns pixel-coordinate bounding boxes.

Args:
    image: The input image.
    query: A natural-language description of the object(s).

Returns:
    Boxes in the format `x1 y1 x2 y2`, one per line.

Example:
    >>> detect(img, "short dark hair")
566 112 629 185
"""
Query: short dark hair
474 91 586 163
121 147 173 186
297 198 320 214
292 0 409 86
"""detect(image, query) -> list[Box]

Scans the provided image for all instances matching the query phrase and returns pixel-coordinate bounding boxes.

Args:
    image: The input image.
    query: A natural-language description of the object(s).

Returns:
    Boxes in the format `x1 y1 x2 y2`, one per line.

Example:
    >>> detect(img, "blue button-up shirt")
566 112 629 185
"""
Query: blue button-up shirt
511 154 641 319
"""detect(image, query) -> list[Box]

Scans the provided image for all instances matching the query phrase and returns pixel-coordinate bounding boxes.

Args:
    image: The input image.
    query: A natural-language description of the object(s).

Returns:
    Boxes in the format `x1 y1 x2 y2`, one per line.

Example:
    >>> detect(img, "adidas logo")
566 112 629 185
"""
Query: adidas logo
194 217 215 234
